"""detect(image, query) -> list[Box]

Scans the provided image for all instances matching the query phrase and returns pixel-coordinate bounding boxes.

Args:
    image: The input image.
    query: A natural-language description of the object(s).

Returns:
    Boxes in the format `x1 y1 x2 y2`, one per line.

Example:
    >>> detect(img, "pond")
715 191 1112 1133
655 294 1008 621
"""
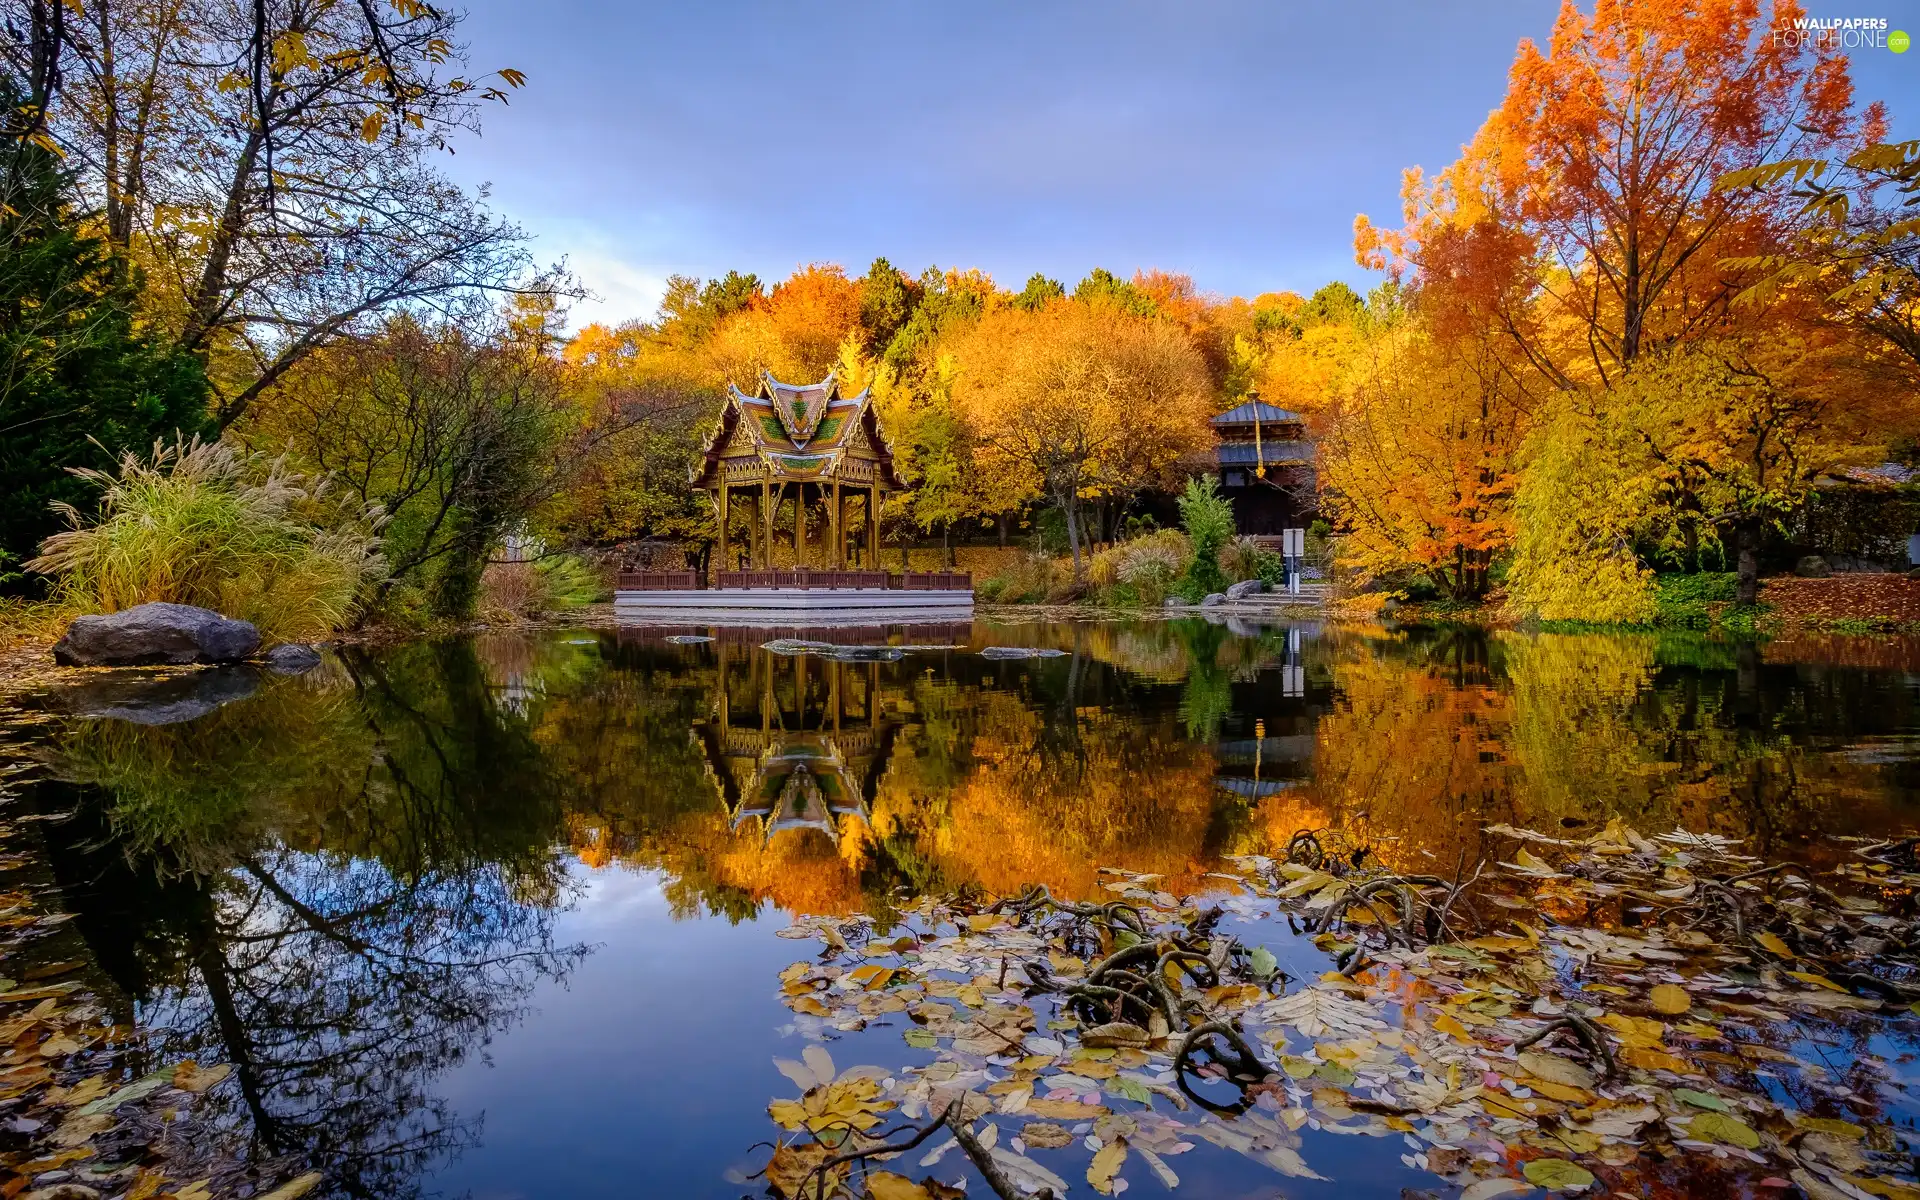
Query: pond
1 617 1917 1199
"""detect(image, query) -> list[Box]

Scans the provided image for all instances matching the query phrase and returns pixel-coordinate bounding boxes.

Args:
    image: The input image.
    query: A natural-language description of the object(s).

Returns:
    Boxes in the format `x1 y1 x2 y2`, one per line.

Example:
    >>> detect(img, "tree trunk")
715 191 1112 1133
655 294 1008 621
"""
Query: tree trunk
1684 519 1699 574
1733 516 1761 605
997 513 1007 547
1061 491 1083 581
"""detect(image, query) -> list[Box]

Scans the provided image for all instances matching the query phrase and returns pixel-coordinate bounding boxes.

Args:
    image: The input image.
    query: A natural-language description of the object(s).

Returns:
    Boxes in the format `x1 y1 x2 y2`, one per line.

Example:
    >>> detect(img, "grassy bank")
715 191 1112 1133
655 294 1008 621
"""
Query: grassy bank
1374 571 1920 635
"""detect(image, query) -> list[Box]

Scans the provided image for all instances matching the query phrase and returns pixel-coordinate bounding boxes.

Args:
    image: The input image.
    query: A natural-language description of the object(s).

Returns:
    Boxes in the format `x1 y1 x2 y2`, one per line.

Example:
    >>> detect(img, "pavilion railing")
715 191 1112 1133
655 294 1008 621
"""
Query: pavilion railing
714 569 971 590
617 569 972 591
615 570 702 591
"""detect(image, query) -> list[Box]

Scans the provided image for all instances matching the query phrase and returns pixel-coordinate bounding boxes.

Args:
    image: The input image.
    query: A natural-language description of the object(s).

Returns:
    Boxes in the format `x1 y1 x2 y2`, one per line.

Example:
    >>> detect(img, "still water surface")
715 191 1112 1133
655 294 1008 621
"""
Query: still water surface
2 618 1918 1198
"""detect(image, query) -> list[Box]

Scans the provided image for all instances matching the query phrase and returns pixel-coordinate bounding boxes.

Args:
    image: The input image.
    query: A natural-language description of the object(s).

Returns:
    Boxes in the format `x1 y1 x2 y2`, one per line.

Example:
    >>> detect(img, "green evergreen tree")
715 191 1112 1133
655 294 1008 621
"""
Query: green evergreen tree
1177 475 1234 600
0 86 209 592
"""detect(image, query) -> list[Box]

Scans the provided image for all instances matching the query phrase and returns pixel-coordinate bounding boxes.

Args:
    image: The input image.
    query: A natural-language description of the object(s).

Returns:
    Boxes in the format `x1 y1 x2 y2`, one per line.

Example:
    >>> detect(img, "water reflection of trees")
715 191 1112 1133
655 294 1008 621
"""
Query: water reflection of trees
1298 627 1919 869
38 640 586 1199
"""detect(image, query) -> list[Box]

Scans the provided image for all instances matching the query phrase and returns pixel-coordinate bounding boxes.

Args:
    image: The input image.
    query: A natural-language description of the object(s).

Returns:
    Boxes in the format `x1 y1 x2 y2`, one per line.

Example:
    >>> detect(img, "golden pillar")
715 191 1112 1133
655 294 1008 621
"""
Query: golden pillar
831 481 844 568
865 489 880 570
760 479 773 570
748 485 762 570
792 484 806 568
715 482 729 579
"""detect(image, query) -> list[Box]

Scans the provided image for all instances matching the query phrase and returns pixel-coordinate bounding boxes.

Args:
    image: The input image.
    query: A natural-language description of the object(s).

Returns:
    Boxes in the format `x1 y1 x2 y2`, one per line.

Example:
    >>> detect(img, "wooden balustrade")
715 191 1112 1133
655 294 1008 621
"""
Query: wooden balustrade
618 569 972 592
615 570 702 591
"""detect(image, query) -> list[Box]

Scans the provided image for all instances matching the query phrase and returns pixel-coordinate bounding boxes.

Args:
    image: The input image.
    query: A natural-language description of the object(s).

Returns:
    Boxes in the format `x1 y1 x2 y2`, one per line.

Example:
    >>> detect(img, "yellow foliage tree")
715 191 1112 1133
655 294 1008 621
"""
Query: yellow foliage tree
948 302 1213 580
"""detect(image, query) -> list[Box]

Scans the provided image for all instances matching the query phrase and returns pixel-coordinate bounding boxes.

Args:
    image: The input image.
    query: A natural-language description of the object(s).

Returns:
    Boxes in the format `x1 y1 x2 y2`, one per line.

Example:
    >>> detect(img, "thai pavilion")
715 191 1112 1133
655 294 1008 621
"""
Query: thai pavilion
691 371 906 571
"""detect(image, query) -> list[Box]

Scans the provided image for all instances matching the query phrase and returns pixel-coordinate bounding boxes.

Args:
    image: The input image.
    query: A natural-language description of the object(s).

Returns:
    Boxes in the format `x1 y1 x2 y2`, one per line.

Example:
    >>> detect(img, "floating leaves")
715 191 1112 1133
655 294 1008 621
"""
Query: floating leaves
749 820 1920 1200
1687 1110 1761 1150
1649 983 1691 1014
1259 985 1385 1040
1522 1157 1596 1191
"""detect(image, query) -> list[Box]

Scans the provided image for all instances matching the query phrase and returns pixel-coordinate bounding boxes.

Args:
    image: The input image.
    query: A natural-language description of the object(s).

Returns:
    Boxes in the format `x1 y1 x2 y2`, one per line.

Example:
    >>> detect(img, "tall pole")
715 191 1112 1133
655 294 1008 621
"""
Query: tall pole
866 488 880 572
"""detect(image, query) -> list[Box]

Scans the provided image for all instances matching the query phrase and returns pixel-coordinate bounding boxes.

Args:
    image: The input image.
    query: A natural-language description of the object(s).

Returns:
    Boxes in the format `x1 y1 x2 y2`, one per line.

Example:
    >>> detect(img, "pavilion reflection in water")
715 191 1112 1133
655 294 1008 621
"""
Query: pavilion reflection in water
691 637 900 844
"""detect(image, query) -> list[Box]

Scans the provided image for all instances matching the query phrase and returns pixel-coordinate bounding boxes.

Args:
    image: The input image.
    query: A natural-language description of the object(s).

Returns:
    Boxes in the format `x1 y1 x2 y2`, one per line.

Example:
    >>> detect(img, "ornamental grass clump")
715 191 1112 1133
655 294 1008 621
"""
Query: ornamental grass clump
28 437 384 641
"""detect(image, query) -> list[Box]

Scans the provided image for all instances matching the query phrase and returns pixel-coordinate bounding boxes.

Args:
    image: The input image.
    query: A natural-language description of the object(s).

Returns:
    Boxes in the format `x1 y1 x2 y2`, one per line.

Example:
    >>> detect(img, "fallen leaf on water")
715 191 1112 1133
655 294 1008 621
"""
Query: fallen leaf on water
1518 1051 1594 1090
1088 1136 1128 1194
1688 1110 1761 1150
1461 1178 1535 1199
1522 1157 1595 1191
1650 983 1691 1014
256 1173 325 1200
1753 931 1794 958
1020 1121 1073 1149
1138 1145 1180 1189
1794 1116 1866 1141
1672 1088 1730 1112
1619 1046 1694 1075
764 1142 834 1196
172 1061 231 1093
866 1172 933 1200
1785 970 1851 994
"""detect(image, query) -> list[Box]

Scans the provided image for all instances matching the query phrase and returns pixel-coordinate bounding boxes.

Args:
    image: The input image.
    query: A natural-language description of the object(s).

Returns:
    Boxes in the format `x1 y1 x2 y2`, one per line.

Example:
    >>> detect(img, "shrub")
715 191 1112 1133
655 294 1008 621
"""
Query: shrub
1652 572 1745 629
980 554 1063 604
28 437 383 640
1222 535 1289 588
1175 475 1233 600
478 552 607 620
1114 530 1189 606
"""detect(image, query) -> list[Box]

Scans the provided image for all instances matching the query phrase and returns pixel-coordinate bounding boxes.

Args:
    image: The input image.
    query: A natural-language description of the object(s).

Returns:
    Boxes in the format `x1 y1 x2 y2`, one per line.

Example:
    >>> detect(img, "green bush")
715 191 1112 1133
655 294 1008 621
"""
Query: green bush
1652 572 1738 629
28 437 383 640
1175 476 1233 601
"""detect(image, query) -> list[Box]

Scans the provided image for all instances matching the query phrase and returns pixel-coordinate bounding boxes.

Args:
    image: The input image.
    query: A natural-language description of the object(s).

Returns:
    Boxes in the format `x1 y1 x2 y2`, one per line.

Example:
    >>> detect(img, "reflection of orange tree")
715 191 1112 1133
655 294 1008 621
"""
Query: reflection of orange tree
1302 629 1513 874
870 689 1224 901
1306 628 1913 870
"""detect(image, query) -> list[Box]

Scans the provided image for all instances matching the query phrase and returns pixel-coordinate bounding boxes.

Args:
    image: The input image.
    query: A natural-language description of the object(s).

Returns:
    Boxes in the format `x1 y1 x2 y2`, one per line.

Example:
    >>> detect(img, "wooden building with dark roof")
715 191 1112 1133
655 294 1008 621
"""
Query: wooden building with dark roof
1210 396 1317 535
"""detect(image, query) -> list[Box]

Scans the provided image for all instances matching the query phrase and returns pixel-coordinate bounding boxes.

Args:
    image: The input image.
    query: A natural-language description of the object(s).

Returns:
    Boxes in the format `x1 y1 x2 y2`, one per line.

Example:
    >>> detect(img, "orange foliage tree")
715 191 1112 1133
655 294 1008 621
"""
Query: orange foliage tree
1352 0 1887 613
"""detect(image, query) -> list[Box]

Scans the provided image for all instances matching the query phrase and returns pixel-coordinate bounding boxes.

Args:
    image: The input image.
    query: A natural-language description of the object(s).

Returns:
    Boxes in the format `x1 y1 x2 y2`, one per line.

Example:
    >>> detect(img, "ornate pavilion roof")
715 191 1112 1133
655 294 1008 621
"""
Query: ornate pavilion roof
691 371 904 489
695 730 877 845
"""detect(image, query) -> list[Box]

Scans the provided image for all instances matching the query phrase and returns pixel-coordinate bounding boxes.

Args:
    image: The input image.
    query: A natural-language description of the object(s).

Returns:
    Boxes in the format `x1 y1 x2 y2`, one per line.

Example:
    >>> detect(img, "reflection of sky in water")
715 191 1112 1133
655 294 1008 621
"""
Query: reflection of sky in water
428 866 815 1200
422 864 1437 1200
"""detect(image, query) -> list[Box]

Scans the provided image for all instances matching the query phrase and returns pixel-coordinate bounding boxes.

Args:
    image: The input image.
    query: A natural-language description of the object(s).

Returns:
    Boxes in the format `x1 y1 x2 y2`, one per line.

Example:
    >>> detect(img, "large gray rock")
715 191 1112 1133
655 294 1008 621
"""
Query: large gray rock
264 643 323 675
1794 555 1832 579
1226 579 1264 600
53 602 260 667
1200 592 1228 608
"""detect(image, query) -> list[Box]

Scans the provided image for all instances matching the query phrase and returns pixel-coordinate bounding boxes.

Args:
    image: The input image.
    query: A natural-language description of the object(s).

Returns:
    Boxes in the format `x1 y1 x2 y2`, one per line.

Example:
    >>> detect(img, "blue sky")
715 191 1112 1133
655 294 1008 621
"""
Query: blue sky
443 1 1917 328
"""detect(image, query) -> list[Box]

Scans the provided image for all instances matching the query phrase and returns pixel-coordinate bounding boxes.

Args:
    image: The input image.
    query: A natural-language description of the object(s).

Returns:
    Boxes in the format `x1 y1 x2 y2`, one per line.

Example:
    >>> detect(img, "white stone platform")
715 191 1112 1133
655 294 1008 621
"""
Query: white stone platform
613 587 972 620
